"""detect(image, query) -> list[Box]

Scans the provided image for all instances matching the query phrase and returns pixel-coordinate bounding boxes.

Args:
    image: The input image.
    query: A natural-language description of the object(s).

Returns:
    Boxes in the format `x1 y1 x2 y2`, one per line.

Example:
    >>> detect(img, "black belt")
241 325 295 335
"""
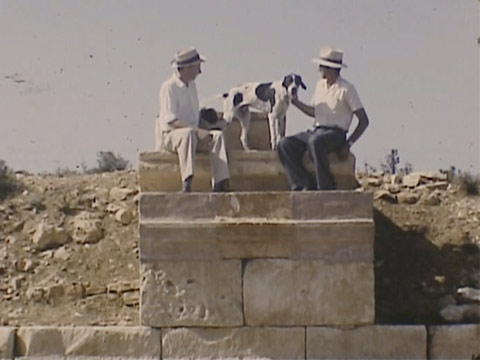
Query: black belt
313 125 346 133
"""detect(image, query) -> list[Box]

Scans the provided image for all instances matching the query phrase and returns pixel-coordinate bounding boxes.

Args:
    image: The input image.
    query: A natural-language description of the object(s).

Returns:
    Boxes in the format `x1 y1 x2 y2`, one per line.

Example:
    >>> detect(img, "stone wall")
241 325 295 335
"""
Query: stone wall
139 191 375 329
1 325 478 359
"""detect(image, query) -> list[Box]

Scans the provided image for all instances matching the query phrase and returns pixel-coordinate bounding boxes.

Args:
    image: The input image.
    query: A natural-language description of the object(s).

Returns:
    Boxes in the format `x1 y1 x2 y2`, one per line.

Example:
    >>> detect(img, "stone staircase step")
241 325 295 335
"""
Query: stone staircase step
139 219 373 262
140 191 372 221
139 150 357 192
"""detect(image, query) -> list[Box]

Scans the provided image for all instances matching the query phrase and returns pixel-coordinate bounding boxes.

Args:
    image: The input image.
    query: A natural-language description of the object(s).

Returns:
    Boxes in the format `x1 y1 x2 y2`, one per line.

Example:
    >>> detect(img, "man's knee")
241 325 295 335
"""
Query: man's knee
278 136 293 151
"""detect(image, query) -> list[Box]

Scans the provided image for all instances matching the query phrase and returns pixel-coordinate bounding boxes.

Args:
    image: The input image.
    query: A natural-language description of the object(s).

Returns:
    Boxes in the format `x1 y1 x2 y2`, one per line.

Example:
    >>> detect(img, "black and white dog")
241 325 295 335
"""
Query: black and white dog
222 74 307 150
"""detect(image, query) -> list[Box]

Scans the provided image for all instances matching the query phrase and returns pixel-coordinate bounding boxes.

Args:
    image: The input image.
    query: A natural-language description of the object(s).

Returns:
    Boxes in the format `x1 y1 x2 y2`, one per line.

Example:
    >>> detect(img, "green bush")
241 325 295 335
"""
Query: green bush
90 151 130 173
0 160 19 200
454 171 480 196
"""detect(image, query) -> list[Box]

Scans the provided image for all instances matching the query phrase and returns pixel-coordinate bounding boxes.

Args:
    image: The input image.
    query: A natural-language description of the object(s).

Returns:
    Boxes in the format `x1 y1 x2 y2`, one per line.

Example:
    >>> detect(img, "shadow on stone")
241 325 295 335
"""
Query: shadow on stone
374 208 479 324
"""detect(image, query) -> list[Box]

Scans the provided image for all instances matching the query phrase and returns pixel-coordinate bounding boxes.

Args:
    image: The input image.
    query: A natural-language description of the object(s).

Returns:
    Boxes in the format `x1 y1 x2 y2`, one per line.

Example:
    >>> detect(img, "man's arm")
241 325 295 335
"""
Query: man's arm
291 97 315 118
346 108 369 147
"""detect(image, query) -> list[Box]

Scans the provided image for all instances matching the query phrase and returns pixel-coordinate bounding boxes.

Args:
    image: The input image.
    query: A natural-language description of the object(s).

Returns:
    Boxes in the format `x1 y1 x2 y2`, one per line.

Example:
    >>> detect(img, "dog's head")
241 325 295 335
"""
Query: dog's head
282 73 307 97
222 91 244 123
199 107 226 130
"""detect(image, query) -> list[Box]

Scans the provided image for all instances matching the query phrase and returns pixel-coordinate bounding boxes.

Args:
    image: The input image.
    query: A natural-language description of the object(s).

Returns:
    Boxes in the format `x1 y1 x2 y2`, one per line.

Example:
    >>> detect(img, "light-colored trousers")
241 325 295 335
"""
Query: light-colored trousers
158 128 230 185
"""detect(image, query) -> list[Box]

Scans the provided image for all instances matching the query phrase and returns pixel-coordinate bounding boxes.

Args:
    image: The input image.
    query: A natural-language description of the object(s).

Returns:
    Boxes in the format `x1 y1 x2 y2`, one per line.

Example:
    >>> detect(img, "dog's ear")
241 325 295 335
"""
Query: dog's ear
295 75 307 90
282 75 293 89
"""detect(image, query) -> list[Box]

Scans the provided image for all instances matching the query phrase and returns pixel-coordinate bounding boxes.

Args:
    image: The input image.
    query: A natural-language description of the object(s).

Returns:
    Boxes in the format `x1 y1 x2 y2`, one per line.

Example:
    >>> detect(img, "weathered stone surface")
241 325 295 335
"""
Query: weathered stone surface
397 191 420 204
429 324 480 359
71 212 103 244
140 191 372 221
0 327 14 360
223 112 272 151
31 222 69 251
108 186 135 202
139 150 357 192
114 208 133 225
162 327 305 360
440 304 480 322
15 326 161 358
244 259 374 326
307 325 427 359
62 326 161 358
141 261 243 327
139 220 373 262
16 327 65 357
403 173 422 187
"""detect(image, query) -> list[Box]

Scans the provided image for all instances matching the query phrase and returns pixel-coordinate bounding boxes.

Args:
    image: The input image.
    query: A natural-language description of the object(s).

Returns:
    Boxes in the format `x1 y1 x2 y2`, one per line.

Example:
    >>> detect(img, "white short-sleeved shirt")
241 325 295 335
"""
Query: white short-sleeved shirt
157 73 200 132
310 76 363 131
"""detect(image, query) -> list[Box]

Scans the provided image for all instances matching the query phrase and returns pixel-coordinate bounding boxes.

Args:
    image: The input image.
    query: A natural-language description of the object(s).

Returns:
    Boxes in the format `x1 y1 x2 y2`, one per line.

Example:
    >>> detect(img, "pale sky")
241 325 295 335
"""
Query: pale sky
1 0 479 174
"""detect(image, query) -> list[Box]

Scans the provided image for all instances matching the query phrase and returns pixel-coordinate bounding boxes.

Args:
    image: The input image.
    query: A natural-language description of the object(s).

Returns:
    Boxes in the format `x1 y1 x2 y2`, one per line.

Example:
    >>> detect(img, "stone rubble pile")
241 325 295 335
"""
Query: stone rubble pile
0 171 140 318
357 171 450 205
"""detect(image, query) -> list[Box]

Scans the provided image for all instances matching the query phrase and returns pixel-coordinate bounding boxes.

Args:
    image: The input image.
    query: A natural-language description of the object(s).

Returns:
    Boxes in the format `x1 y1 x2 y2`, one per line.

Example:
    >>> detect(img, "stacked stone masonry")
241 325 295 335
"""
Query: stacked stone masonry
135 123 479 359
1 325 479 359
139 191 375 328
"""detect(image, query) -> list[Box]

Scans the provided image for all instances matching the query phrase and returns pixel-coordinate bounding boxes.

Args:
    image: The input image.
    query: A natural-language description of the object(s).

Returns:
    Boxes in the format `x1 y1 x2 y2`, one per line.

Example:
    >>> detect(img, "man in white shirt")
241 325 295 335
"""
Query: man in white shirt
156 48 230 192
277 47 369 191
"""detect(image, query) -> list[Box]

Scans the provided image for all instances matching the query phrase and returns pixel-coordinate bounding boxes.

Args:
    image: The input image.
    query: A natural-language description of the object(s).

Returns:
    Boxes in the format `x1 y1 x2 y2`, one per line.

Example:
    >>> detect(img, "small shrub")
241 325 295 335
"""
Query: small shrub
454 172 480 196
91 151 130 173
55 167 81 177
0 160 20 200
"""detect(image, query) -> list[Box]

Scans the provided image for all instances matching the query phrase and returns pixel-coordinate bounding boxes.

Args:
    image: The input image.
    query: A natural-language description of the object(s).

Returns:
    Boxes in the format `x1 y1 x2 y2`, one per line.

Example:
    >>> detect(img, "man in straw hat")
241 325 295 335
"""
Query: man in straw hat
156 47 230 192
277 47 369 191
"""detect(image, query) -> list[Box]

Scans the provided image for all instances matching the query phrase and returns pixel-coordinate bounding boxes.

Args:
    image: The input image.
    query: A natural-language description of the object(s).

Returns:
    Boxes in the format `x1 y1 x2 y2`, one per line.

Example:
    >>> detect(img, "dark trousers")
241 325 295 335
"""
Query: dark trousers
277 126 346 190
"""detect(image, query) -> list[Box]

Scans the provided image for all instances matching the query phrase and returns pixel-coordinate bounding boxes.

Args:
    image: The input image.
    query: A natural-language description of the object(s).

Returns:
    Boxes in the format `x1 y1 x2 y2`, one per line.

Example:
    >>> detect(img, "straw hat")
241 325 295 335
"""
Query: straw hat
312 47 347 69
170 47 206 68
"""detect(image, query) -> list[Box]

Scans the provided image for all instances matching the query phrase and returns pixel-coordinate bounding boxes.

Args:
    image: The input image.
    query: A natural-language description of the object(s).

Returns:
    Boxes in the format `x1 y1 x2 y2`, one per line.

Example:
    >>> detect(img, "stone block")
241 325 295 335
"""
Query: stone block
223 112 271 151
140 261 243 327
0 327 14 360
139 220 373 262
139 191 373 222
16 327 65 357
138 150 356 192
307 325 426 359
243 259 374 326
162 327 305 360
429 324 480 359
15 326 161 359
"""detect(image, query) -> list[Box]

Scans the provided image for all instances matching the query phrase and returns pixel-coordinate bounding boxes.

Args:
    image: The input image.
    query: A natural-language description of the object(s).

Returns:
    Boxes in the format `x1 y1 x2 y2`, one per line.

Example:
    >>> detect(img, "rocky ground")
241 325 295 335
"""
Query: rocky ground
0 169 478 326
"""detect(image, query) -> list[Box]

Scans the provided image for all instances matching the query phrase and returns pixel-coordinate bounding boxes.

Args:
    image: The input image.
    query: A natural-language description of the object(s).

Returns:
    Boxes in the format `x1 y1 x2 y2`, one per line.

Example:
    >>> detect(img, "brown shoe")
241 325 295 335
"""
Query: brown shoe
213 179 229 192
181 175 193 193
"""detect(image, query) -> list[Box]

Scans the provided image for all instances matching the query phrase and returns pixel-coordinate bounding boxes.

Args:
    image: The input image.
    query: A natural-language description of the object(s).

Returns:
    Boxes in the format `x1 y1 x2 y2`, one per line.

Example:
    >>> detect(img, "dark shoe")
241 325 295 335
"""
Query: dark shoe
181 175 193 193
213 179 230 192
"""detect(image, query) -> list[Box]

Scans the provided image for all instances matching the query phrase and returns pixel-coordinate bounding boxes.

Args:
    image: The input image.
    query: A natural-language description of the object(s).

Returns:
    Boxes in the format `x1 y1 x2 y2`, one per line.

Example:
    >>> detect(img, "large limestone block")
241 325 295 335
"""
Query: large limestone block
15 326 161 359
141 260 243 327
139 220 373 262
224 112 271 151
16 327 65 357
162 327 305 360
307 325 427 359
140 191 373 221
429 324 480 359
138 150 356 192
244 259 374 326
62 326 161 358
0 327 14 360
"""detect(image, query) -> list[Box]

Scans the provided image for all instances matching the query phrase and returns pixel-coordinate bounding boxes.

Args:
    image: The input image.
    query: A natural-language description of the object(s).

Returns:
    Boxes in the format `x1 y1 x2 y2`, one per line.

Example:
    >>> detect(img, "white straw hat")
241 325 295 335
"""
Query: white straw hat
170 47 206 68
312 47 347 68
